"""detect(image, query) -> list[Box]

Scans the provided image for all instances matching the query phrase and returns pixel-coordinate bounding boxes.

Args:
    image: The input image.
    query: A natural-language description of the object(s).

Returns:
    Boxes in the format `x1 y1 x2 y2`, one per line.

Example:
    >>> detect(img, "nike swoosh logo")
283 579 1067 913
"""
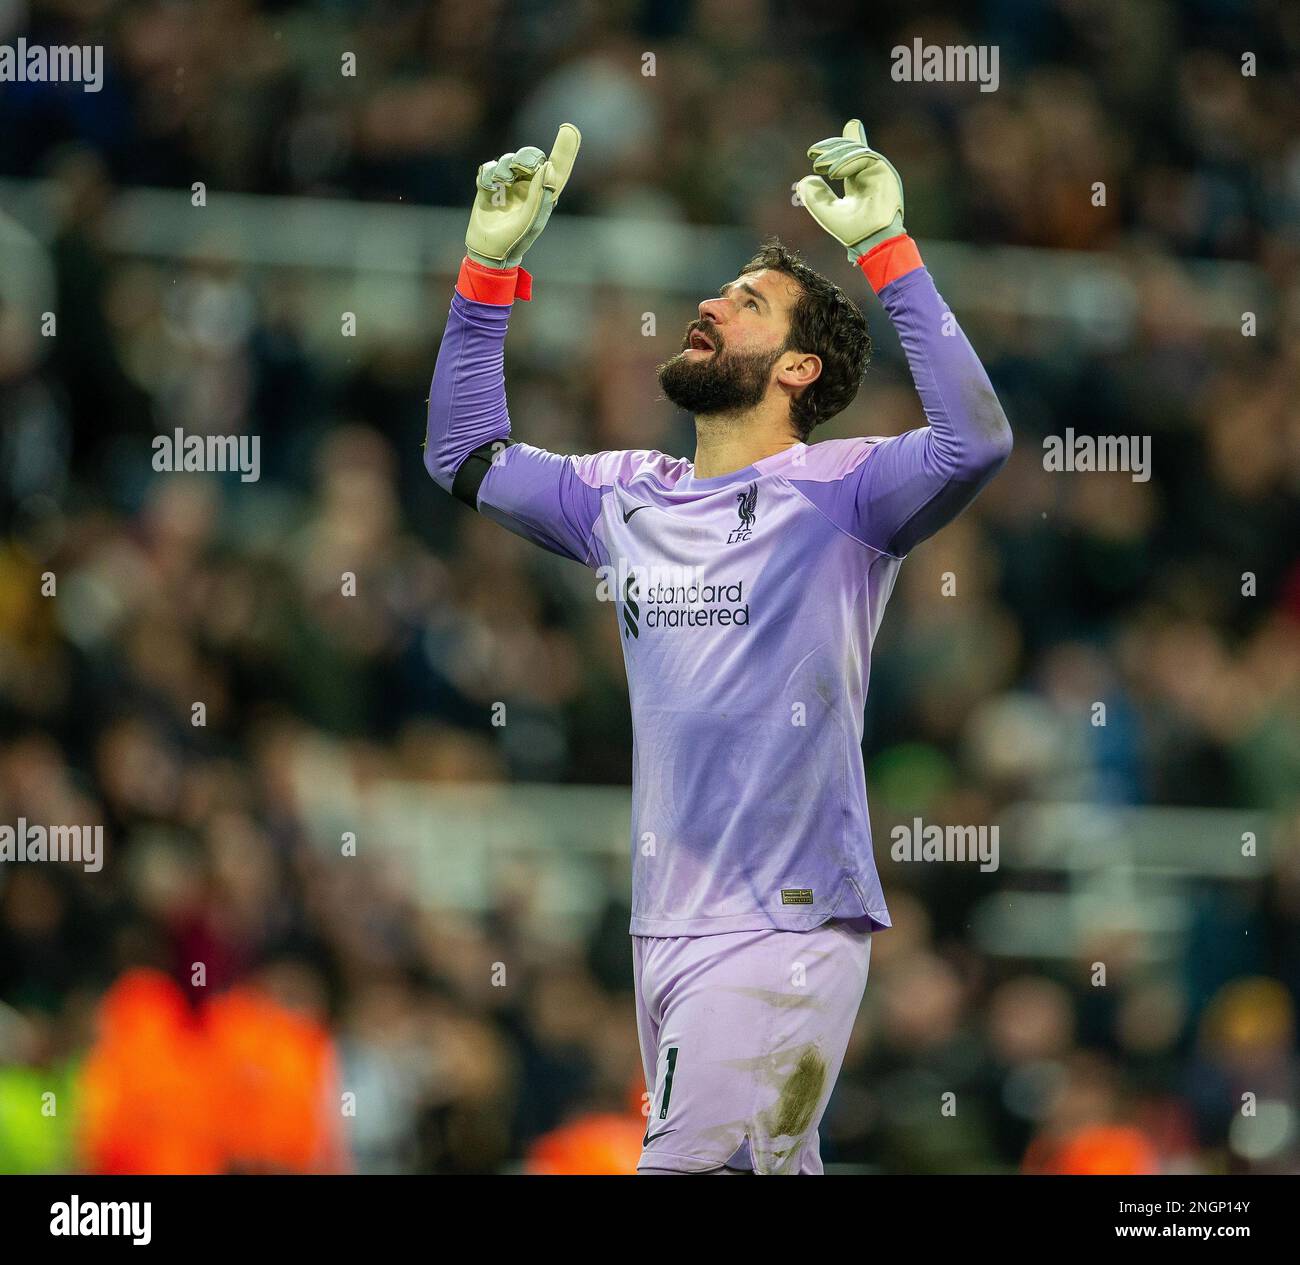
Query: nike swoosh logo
623 504 651 524
642 1126 677 1146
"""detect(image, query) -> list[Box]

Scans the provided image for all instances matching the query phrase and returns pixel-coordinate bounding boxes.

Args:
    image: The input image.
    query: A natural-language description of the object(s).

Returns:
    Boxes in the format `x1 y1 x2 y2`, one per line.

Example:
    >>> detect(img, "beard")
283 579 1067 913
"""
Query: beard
657 330 782 417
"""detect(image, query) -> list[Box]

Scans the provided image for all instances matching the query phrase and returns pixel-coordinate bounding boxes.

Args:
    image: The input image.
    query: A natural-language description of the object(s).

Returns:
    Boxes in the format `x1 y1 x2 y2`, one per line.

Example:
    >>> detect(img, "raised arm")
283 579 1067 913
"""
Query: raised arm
424 264 515 499
798 120 1012 556
424 126 607 565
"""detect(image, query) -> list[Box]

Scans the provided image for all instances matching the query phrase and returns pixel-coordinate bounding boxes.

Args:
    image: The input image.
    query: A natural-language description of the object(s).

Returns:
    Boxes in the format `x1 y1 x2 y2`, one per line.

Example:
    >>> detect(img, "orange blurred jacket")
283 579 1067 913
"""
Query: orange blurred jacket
78 968 347 1174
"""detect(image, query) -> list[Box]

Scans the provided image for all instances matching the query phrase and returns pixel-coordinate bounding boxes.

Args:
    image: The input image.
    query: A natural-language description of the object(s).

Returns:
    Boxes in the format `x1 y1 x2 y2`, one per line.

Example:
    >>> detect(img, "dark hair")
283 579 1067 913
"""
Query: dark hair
740 238 871 440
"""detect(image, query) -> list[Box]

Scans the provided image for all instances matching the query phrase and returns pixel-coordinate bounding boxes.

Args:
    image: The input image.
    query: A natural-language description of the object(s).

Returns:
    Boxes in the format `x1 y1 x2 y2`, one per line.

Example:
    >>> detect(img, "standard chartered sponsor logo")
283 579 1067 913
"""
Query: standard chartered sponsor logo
640 578 749 629
598 562 751 634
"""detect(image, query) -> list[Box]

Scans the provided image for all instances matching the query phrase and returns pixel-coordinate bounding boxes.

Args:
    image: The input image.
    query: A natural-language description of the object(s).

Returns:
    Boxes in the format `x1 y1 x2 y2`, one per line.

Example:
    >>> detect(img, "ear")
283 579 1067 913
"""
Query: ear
776 351 822 392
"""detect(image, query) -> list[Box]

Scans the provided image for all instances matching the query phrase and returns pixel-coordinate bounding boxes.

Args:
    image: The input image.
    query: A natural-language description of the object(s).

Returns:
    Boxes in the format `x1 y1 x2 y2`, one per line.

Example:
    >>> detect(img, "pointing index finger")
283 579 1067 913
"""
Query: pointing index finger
545 123 582 197
842 118 867 145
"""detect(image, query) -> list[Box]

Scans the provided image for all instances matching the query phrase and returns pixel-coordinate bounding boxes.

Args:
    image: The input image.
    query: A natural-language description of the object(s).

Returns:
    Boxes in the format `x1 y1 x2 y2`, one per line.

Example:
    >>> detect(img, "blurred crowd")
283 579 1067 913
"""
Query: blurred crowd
1 0 1299 1173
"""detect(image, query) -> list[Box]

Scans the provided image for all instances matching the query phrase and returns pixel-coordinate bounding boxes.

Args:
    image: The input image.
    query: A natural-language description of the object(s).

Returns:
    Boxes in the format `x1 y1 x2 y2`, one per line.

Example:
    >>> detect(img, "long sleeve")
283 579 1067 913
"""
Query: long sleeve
424 261 606 564
424 290 513 492
847 237 1013 556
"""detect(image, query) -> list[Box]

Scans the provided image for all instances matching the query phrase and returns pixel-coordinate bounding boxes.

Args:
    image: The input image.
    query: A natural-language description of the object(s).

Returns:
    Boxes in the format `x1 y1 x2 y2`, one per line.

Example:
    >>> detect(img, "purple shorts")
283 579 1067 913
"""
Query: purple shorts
633 918 873 1174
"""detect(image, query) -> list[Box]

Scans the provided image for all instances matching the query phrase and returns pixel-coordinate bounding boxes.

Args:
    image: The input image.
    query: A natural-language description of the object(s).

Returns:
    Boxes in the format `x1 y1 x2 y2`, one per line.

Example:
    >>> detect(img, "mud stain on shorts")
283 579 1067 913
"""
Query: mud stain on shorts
766 1046 826 1139
724 986 825 1010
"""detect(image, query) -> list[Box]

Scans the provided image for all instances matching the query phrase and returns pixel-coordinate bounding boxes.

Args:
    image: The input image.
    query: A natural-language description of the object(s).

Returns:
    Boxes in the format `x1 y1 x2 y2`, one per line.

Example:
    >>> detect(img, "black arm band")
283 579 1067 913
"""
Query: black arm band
451 438 516 509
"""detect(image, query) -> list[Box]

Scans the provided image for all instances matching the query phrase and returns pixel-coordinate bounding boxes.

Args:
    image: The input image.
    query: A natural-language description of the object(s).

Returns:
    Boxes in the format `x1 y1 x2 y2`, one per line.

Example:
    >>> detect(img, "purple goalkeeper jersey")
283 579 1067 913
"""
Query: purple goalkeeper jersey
425 253 1011 936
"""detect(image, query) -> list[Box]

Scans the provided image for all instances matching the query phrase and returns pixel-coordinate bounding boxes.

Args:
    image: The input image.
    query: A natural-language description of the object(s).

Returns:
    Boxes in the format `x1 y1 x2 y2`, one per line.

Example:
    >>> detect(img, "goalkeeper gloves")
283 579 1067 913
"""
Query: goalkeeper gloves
465 124 581 270
797 119 906 262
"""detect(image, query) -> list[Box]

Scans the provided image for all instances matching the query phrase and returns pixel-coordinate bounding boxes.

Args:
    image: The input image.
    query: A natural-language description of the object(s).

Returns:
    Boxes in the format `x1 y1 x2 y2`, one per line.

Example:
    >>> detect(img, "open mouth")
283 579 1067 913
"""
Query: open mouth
687 328 716 353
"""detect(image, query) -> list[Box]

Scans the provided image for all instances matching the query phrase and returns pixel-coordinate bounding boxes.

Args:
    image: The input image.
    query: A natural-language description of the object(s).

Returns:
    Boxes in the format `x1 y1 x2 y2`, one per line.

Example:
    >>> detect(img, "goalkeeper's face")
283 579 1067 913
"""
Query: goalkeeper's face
657 269 814 418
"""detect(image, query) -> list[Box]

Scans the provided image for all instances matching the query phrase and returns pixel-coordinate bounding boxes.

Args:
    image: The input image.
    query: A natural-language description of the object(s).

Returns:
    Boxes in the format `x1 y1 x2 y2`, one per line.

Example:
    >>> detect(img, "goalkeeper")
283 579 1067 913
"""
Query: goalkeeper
424 120 1011 1174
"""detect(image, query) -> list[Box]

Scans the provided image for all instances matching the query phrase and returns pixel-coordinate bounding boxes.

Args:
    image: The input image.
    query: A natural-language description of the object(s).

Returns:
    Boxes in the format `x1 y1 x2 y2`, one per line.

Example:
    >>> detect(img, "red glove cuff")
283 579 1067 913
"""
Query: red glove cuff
857 235 923 293
455 257 533 304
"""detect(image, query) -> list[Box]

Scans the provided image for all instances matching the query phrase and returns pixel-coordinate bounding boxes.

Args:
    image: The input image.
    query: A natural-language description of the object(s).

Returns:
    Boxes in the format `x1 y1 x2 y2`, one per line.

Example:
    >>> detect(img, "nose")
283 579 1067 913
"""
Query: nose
697 297 726 326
